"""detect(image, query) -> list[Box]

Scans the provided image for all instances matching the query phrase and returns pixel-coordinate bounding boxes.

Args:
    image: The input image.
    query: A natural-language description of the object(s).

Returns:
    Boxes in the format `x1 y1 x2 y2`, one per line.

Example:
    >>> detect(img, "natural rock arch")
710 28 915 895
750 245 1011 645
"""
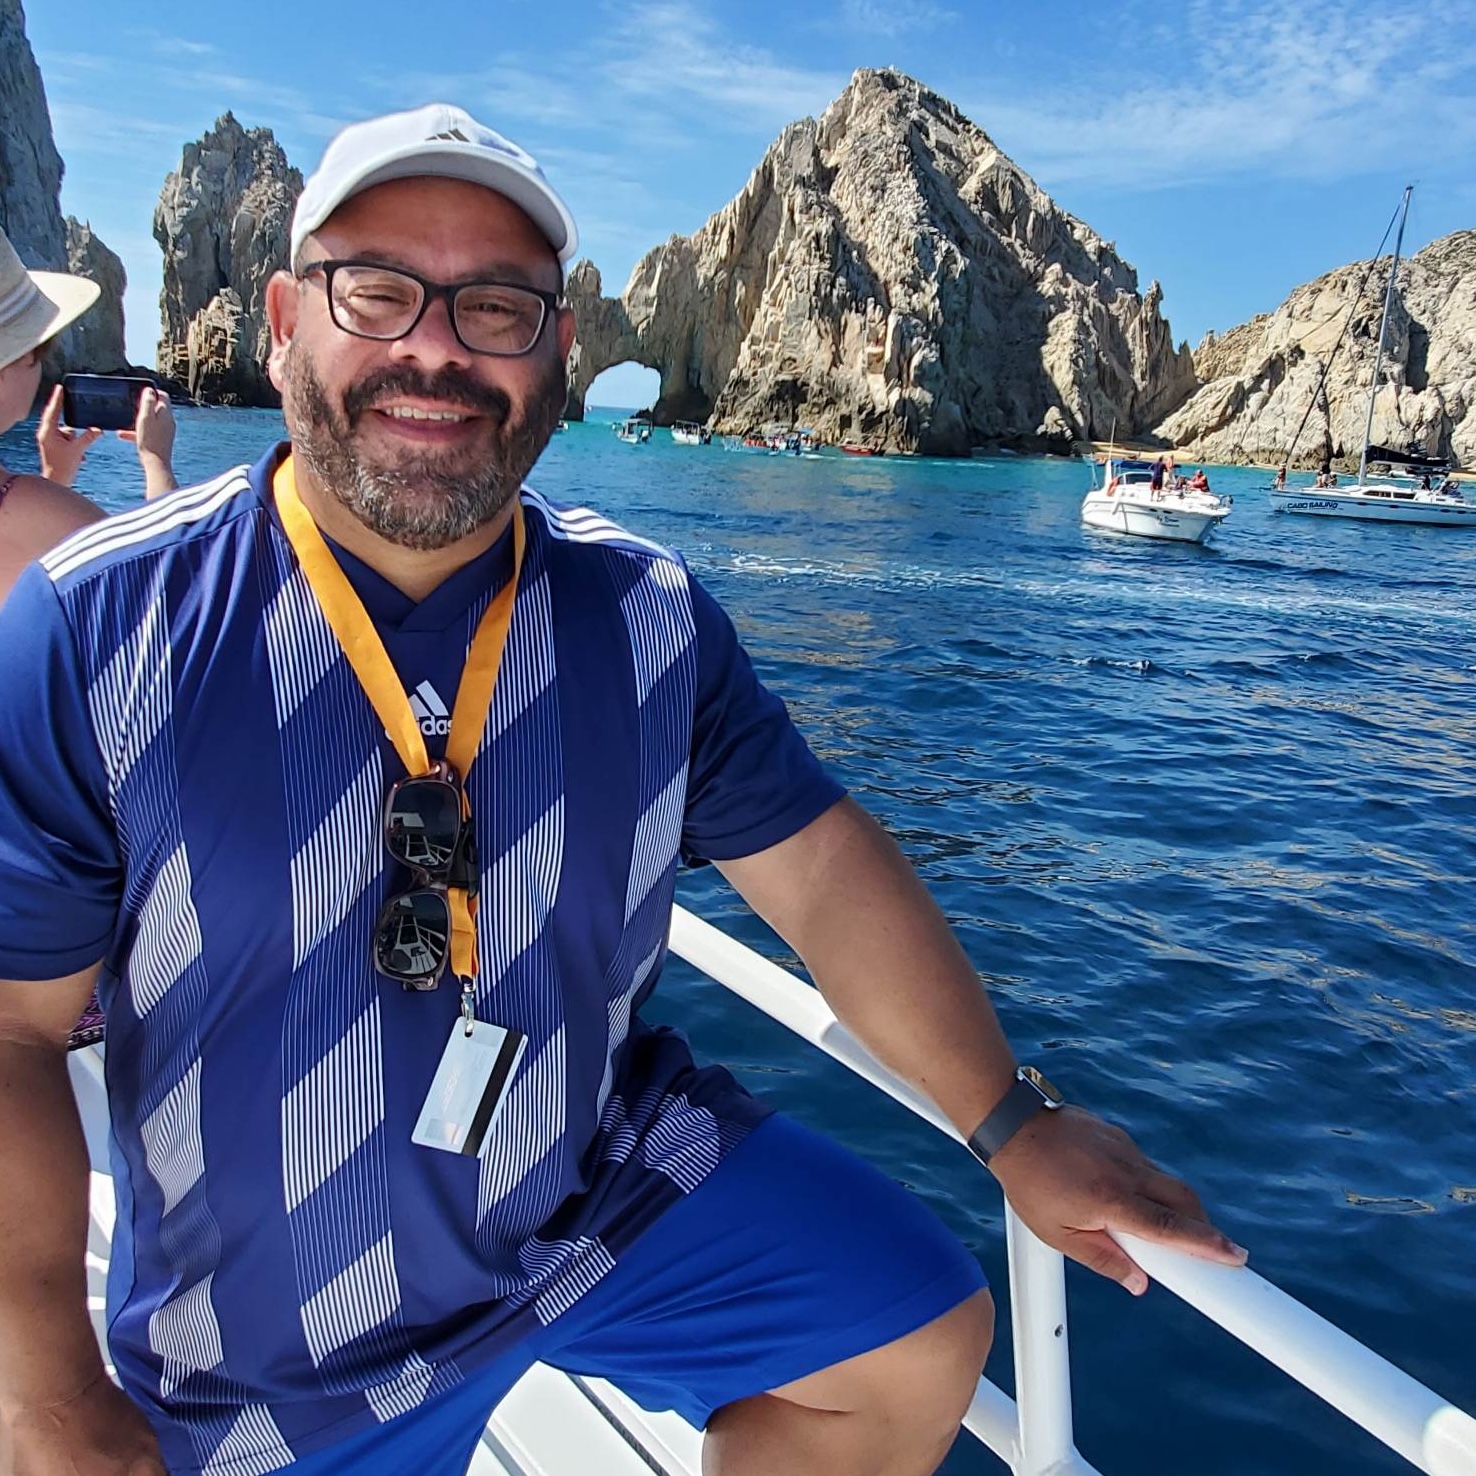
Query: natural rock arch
563 71 1196 453
564 258 716 425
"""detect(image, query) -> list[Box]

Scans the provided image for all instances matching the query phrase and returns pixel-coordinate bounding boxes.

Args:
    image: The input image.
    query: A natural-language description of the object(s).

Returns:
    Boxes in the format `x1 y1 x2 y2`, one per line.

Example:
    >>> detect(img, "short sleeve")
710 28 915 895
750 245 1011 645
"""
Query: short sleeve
0 564 122 979
682 574 845 863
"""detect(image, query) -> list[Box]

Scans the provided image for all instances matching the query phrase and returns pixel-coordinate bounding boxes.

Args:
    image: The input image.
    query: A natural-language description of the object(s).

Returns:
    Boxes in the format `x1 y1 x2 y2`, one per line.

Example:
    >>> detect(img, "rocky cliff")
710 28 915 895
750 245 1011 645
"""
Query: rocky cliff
1156 230 1476 470
154 112 301 405
64 218 127 371
568 69 1196 454
0 0 127 371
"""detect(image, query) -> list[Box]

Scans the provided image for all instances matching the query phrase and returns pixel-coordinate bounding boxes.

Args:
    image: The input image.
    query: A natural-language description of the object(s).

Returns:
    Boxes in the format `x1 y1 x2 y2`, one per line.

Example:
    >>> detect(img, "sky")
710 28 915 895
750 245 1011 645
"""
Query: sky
26 0 1476 408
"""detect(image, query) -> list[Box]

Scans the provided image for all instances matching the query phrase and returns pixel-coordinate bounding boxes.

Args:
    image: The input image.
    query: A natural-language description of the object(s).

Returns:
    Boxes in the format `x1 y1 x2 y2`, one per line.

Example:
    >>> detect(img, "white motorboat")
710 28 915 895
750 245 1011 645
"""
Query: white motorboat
1270 186 1474 528
670 421 711 445
68 906 1476 1476
1081 460 1232 544
614 418 651 444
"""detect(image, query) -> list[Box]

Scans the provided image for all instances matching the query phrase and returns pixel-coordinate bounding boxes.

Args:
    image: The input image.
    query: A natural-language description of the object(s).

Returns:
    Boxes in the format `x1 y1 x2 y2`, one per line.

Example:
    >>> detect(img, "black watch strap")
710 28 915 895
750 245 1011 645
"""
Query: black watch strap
966 1067 1063 1164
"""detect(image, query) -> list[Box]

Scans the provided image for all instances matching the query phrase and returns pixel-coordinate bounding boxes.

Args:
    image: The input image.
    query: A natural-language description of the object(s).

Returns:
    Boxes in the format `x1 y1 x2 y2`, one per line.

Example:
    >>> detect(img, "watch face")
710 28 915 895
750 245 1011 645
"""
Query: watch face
1021 1065 1065 1106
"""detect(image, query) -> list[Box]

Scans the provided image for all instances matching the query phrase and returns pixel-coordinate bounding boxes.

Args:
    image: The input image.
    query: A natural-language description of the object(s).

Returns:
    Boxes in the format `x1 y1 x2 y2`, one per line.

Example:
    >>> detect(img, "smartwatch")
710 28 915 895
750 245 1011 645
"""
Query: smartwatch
966 1065 1064 1165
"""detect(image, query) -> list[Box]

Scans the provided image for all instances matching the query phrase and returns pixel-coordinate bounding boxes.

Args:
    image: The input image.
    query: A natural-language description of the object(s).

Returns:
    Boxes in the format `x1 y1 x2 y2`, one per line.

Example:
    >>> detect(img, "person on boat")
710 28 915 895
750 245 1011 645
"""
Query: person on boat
1189 469 1210 493
1273 466 1287 490
1150 456 1167 493
0 105 1244 1476
0 228 179 601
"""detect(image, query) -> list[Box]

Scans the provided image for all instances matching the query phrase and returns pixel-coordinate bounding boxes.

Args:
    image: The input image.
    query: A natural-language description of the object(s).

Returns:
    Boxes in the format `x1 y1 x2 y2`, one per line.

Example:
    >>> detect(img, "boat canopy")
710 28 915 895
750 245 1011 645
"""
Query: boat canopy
1364 444 1450 471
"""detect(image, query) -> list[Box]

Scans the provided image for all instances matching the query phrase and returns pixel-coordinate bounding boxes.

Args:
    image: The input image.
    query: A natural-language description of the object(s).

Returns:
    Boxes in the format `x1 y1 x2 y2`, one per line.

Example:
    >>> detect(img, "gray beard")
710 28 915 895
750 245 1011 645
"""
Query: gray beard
282 348 566 551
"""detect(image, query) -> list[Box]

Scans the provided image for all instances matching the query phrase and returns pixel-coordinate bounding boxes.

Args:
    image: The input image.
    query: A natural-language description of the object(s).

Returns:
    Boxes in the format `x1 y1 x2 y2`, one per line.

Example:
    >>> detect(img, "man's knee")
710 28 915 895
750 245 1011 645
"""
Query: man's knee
909 1288 994 1427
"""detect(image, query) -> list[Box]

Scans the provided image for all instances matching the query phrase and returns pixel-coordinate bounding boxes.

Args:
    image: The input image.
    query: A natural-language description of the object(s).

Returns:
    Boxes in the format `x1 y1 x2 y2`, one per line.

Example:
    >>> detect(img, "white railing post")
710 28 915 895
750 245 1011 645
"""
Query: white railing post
1008 1207 1078 1476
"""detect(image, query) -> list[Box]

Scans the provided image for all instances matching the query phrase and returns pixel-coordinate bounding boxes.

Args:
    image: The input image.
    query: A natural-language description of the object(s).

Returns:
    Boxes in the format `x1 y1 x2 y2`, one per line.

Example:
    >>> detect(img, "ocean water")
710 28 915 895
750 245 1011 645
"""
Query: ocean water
7 405 1475 1474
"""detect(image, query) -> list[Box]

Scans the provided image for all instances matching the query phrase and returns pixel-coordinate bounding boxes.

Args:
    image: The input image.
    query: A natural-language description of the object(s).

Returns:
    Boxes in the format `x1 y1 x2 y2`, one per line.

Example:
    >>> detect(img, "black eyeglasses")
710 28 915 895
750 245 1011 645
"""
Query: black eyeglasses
299 259 560 357
374 761 479 990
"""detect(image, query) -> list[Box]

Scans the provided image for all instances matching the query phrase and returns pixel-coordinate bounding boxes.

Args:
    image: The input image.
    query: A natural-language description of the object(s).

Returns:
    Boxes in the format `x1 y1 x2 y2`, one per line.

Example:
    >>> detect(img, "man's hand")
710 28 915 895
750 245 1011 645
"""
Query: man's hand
1 1373 166 1475
986 1105 1247 1295
36 385 102 487
117 388 178 500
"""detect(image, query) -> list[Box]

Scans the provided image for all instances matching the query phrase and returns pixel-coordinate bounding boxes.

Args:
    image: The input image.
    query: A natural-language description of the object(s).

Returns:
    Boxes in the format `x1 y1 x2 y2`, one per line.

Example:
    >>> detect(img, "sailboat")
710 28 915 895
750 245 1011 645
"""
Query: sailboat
1270 187 1476 527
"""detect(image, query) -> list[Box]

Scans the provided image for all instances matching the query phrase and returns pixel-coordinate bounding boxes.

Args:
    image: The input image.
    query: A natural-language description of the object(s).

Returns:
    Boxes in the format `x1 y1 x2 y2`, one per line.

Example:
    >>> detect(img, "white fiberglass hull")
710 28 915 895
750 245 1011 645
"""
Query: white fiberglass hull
1269 487 1476 526
671 429 704 445
1081 493 1227 544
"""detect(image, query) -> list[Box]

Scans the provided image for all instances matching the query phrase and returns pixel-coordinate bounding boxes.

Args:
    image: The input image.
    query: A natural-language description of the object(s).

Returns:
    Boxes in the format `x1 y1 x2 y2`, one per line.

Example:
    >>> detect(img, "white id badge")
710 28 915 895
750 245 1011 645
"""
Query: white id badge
412 1021 528 1158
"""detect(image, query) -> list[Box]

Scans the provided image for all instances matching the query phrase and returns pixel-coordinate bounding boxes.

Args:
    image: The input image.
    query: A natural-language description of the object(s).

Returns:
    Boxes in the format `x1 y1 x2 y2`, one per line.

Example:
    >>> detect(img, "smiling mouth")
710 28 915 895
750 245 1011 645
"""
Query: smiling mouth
376 405 476 423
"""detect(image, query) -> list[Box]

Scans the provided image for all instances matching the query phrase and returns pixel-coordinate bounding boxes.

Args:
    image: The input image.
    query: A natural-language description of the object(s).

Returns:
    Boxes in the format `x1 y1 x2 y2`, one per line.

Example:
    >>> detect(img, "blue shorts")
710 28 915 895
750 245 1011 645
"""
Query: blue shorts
283 1113 986 1475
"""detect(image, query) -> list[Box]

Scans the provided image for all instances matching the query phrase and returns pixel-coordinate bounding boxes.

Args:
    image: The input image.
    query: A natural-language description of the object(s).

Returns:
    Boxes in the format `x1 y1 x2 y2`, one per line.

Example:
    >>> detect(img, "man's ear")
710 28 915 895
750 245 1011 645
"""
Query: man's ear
265 269 299 392
556 305 576 363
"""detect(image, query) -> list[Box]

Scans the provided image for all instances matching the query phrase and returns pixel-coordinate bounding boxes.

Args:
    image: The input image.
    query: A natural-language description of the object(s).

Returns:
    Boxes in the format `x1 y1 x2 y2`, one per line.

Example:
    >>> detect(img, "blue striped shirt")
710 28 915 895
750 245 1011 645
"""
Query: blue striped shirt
0 445 843 1473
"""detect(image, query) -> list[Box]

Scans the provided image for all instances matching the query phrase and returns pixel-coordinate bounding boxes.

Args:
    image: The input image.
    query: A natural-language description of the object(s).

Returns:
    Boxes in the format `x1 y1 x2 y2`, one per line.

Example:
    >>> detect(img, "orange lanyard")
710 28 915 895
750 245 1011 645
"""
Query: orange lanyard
273 455 524 982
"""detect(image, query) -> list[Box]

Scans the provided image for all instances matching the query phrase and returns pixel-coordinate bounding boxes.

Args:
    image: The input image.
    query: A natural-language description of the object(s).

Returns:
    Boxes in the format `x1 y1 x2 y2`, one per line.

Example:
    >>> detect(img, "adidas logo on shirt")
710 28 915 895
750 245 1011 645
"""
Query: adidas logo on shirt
409 680 451 737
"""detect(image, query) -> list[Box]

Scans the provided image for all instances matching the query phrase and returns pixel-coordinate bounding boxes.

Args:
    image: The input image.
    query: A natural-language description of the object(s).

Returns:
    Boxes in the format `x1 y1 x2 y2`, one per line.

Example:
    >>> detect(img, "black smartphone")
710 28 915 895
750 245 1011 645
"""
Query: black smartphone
61 374 155 432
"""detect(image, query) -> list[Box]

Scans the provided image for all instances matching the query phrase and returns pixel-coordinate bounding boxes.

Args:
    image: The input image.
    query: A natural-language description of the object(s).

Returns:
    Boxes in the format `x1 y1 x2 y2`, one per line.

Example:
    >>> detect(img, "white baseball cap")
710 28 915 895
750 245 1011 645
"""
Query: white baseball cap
290 104 578 268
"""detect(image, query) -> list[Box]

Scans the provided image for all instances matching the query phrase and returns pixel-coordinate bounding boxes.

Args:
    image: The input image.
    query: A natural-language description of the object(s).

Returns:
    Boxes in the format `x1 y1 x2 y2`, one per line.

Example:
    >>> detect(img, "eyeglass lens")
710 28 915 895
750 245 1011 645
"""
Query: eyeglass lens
385 777 462 875
329 265 547 354
375 890 452 985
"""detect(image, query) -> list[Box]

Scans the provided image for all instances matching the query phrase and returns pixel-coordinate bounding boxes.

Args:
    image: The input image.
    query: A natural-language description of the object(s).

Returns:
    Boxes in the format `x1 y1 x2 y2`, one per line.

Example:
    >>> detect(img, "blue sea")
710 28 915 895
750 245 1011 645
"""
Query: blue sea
8 405 1475 1474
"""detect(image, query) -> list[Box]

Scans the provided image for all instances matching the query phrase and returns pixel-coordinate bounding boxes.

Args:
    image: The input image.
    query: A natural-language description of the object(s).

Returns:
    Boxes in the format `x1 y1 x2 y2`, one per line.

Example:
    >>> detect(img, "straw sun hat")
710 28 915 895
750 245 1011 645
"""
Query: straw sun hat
0 228 100 373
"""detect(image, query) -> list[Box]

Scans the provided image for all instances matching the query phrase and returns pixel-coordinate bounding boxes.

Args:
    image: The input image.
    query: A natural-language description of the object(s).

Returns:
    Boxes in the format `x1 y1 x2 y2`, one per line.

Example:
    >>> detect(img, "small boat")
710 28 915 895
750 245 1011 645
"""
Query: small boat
670 421 711 446
1081 459 1232 544
840 443 885 457
614 418 651 445
1270 186 1475 528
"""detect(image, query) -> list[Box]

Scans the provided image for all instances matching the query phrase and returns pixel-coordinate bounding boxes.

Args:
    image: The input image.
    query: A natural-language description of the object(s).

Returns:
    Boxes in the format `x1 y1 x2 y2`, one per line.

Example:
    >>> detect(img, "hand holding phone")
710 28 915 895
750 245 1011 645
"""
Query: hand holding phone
60 373 155 432
37 384 103 488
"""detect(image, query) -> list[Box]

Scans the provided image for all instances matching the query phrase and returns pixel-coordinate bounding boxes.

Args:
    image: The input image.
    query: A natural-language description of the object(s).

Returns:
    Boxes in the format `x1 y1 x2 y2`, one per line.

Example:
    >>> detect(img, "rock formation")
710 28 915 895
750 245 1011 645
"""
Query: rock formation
154 112 301 405
567 69 1196 454
64 218 127 371
1156 230 1476 470
0 0 64 273
0 0 127 371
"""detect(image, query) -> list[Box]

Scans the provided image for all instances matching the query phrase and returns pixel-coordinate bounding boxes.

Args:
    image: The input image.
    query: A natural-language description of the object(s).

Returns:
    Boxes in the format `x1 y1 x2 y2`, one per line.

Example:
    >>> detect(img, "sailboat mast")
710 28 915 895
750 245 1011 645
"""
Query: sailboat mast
1358 184 1413 486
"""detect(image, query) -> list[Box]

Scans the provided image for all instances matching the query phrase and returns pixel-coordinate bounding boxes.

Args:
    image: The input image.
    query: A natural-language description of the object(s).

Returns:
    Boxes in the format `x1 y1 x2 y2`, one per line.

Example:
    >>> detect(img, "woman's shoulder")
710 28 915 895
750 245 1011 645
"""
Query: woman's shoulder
1 473 104 530
0 474 105 602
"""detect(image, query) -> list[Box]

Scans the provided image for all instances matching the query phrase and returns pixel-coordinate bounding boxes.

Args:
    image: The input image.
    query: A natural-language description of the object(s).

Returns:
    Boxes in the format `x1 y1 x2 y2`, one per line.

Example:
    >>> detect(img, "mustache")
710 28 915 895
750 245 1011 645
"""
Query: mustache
342 366 512 426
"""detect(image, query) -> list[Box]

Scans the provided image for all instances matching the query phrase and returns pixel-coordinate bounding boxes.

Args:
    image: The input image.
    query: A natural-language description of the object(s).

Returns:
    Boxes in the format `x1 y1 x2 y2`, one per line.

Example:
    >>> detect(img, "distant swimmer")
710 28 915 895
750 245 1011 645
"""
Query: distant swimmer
0 228 178 602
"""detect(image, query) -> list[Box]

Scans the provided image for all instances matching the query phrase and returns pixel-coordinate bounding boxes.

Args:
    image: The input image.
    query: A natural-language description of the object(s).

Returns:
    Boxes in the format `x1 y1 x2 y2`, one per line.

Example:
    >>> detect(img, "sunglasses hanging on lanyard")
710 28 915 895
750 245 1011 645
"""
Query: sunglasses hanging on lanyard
273 455 524 1035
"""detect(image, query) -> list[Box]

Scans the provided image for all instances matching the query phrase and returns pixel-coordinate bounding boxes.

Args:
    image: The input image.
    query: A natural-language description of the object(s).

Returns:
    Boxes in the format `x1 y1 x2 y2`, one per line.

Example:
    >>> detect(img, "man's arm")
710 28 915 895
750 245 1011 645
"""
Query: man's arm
716 796 1247 1294
0 965 164 1473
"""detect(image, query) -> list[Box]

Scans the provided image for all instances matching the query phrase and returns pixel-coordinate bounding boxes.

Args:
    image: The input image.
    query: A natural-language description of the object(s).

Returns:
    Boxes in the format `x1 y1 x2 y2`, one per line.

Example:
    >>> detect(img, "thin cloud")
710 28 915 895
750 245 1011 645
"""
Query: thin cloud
601 1 845 131
151 36 219 58
966 0 1476 189
840 0 958 38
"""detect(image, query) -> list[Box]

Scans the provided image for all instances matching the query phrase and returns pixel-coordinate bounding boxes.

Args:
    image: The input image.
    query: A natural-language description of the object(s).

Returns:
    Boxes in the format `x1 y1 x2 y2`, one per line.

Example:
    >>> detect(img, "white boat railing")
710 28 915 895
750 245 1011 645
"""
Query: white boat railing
667 904 1476 1476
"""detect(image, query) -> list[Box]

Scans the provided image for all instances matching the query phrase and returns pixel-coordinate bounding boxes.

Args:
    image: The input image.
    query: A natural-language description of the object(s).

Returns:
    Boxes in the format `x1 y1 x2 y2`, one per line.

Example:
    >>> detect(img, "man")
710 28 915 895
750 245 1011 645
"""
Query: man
0 106 1244 1476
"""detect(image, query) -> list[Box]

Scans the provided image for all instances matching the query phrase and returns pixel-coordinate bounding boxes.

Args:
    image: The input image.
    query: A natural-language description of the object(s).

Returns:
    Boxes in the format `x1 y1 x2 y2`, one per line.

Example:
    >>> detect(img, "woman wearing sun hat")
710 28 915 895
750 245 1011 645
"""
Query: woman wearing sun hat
0 226 177 600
